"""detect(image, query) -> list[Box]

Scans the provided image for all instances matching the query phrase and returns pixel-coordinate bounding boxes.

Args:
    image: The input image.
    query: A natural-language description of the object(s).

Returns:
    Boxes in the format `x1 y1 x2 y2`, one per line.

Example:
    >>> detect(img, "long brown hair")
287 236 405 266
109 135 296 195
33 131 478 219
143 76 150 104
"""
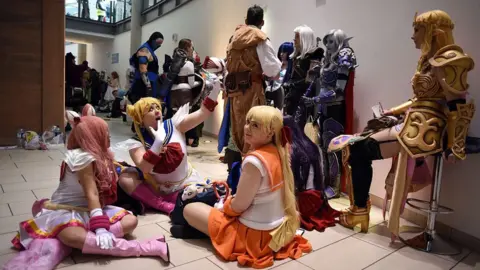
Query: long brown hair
111 71 119 79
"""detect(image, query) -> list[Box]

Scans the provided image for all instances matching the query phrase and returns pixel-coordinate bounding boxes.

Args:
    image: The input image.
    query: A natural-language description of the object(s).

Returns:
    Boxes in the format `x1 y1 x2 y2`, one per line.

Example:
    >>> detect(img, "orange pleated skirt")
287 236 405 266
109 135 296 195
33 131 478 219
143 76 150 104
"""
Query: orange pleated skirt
208 208 312 269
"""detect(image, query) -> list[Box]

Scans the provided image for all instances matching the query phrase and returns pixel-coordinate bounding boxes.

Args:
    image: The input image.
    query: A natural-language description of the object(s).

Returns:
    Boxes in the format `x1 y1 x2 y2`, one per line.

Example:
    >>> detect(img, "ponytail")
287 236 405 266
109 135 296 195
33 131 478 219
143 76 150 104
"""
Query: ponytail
269 132 299 252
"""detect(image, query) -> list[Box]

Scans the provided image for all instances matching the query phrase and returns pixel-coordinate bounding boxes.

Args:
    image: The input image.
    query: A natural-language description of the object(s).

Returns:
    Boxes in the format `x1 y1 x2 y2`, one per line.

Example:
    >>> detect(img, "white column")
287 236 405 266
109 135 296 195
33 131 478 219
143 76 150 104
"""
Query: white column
130 0 143 55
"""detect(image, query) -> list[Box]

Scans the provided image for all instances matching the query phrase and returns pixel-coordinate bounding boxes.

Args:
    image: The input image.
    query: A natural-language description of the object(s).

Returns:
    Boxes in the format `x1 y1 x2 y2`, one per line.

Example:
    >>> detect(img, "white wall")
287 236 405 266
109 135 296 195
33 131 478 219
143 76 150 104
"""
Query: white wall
85 31 131 89
86 41 112 74
65 43 79 59
109 31 132 88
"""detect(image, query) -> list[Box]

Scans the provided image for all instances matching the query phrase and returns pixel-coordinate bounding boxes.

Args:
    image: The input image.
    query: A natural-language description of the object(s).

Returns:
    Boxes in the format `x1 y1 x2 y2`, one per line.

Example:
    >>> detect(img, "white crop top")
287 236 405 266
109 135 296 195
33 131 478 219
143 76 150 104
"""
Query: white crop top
50 149 96 208
238 156 285 231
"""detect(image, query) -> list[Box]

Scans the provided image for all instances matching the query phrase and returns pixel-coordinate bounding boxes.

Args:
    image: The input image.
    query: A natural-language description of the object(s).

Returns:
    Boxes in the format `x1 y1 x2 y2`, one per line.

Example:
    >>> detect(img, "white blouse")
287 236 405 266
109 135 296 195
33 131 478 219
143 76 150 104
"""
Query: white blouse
238 155 285 231
50 149 96 207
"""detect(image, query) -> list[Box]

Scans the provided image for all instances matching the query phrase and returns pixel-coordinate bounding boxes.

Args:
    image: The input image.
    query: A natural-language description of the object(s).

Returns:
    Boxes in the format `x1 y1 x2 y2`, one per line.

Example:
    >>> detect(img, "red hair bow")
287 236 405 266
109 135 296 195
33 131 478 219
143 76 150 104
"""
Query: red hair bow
280 126 292 147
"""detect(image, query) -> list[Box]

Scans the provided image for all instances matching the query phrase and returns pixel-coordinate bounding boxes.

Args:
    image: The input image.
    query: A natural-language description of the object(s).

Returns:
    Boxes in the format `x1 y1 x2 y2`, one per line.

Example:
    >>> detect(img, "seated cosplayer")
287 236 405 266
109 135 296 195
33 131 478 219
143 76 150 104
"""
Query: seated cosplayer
182 106 312 269
116 78 221 215
7 115 169 270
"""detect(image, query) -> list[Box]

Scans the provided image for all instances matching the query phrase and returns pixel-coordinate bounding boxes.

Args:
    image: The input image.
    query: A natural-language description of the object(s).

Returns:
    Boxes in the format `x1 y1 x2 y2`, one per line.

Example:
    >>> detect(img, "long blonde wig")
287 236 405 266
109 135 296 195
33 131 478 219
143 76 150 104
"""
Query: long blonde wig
413 10 455 71
245 106 299 251
126 97 162 146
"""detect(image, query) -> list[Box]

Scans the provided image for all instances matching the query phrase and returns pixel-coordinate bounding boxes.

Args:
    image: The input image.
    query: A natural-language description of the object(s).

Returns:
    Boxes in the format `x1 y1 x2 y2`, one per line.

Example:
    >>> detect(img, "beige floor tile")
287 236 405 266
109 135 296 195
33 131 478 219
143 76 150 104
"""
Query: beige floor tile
452 252 480 270
190 162 228 180
365 246 455 270
0 214 31 234
369 205 385 227
48 151 66 161
331 196 350 206
10 152 51 163
65 257 170 270
126 223 171 242
329 200 347 211
171 258 220 270
0 168 22 179
137 212 170 227
157 220 172 233
302 224 355 250
33 188 57 199
0 232 18 255
0 190 36 204
298 237 391 270
15 160 62 169
2 179 58 193
0 161 17 171
271 260 313 270
207 254 291 270
9 201 34 216
168 238 214 266
21 166 61 181
0 174 26 185
353 222 405 251
0 204 12 218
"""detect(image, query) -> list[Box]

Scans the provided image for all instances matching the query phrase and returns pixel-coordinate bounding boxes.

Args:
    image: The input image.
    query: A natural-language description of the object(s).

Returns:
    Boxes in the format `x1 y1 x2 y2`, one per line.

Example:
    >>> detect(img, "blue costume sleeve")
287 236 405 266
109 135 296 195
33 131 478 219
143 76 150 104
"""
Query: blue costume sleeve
138 56 149 65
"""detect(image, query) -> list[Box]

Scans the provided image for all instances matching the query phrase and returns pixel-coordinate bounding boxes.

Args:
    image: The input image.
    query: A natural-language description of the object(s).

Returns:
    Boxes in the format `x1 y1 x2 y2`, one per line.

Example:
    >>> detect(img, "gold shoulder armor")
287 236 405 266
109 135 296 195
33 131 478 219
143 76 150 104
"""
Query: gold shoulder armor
429 45 475 95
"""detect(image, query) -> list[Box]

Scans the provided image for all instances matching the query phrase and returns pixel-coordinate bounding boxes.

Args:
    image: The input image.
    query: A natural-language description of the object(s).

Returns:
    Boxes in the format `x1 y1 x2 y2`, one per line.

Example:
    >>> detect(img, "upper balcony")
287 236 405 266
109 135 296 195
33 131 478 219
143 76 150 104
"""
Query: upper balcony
65 0 191 41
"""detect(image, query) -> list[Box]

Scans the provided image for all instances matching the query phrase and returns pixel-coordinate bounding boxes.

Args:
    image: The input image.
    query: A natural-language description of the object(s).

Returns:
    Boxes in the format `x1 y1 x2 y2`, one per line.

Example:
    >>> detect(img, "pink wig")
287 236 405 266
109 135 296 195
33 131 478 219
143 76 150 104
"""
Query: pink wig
67 116 117 203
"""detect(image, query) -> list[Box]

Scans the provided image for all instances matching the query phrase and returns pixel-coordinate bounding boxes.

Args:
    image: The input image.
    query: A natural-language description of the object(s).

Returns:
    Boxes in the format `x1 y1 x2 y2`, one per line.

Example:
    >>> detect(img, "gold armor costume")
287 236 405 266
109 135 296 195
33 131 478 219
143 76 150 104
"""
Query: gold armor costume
327 10 475 236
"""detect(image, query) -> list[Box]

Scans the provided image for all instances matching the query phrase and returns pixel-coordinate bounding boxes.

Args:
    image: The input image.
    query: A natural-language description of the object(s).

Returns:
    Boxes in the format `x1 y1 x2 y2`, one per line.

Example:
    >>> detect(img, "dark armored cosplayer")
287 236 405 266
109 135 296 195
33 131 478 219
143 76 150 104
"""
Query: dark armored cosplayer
302 29 357 199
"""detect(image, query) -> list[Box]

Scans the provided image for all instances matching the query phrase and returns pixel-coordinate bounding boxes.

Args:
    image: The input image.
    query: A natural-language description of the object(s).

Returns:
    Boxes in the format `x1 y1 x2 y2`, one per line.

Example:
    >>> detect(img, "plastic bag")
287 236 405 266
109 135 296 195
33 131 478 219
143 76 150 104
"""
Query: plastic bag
23 131 41 150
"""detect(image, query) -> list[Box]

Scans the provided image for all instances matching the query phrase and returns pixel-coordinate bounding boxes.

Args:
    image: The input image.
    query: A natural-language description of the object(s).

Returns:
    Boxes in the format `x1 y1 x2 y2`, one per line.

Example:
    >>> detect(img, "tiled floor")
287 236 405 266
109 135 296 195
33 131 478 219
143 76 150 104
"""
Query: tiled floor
0 118 478 269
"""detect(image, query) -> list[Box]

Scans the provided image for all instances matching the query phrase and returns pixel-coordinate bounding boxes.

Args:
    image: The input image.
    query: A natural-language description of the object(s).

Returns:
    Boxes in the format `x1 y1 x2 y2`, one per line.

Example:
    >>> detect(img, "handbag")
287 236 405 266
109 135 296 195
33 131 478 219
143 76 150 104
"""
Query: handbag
304 115 319 144
170 181 230 226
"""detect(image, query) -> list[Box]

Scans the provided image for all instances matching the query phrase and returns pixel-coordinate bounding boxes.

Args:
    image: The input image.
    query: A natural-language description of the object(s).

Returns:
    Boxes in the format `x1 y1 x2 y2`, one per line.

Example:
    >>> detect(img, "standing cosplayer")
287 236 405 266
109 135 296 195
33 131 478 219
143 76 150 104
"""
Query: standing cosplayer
7 114 169 270
116 78 221 215
328 10 474 239
265 42 294 110
224 5 281 169
284 25 324 117
128 32 164 104
302 29 357 199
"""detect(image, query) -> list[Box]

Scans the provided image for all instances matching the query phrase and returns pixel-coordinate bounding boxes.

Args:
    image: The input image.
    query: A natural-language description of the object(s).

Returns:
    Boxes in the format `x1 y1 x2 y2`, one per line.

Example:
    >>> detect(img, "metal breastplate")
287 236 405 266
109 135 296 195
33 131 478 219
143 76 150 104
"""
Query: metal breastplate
398 66 448 158
411 63 443 99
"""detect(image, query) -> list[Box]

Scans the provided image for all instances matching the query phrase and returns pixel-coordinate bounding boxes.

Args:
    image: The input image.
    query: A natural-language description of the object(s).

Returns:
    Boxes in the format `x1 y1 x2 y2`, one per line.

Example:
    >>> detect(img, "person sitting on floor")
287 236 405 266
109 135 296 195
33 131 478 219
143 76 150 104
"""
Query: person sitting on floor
182 106 312 269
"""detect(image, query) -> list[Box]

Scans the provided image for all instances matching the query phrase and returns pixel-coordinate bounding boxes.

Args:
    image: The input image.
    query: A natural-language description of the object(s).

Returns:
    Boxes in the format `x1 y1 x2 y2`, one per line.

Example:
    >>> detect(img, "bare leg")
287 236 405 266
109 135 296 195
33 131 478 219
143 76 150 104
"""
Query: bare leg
57 227 88 250
183 203 212 236
118 172 143 194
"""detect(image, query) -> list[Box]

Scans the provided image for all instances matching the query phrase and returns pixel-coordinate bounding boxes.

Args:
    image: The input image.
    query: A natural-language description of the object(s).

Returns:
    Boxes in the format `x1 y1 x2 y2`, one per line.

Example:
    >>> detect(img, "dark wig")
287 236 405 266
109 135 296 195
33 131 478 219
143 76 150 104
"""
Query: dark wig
283 115 325 192
277 42 294 83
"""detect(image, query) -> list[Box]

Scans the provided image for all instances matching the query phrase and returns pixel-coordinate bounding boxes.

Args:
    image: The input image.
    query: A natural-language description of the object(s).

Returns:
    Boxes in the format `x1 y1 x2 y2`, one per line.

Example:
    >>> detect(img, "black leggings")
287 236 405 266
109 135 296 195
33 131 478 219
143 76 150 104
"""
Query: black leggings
348 138 383 208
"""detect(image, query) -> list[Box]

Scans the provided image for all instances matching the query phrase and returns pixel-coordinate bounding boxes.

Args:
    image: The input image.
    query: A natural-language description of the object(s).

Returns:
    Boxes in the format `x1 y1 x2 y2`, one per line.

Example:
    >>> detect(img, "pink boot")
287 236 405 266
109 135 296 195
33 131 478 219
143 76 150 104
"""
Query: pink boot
131 183 176 214
109 222 165 242
82 232 169 262
4 238 72 270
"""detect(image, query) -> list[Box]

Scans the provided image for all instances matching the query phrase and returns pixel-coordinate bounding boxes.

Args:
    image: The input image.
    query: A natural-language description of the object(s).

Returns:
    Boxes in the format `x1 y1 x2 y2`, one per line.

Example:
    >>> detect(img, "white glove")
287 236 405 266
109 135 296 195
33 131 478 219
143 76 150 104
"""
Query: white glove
90 208 115 250
214 196 226 211
95 228 115 250
207 80 221 101
148 119 166 154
